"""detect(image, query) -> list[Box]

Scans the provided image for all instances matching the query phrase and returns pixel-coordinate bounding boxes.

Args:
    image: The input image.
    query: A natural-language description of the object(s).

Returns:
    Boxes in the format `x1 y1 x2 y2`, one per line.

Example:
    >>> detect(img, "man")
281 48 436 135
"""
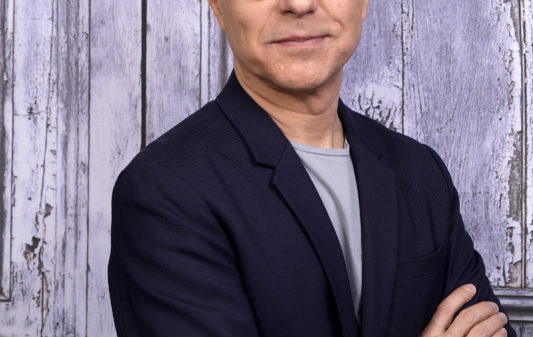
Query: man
108 0 516 336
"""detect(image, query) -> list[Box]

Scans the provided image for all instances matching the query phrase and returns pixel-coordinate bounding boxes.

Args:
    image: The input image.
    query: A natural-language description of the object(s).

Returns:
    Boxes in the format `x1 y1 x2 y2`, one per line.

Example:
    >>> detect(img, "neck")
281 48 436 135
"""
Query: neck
234 65 345 149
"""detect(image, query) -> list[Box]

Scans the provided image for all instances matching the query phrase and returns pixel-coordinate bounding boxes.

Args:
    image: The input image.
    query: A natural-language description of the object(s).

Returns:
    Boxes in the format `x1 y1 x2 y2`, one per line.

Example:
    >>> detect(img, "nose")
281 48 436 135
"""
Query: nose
278 0 318 17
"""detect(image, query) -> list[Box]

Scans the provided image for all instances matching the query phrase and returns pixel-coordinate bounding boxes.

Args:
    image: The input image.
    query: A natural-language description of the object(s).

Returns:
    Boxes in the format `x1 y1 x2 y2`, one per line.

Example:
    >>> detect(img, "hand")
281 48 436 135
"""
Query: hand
420 284 508 337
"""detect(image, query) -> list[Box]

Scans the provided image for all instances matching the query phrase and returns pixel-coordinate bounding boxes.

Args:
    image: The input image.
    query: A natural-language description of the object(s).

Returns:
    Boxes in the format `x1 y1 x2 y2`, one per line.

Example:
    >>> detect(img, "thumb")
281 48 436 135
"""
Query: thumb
420 284 476 337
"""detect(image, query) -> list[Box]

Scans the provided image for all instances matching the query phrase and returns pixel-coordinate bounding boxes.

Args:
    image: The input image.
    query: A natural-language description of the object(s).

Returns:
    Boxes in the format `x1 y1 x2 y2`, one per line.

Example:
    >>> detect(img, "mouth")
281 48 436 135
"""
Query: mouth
271 34 329 46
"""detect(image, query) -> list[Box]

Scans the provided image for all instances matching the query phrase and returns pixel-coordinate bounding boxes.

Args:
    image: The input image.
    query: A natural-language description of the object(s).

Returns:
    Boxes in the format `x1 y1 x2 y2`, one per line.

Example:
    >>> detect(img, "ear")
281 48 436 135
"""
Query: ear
361 0 370 21
208 0 226 31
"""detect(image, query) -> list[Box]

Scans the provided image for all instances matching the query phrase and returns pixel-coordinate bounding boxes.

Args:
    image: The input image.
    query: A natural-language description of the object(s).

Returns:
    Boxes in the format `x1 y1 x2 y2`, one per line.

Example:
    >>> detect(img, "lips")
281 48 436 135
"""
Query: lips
273 35 328 43
272 34 329 51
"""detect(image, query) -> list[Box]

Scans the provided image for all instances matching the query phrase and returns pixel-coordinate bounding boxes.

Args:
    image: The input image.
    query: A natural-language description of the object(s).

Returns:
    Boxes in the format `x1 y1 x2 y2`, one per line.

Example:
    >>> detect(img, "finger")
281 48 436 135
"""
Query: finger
421 284 477 336
466 313 508 337
447 301 500 336
491 328 508 337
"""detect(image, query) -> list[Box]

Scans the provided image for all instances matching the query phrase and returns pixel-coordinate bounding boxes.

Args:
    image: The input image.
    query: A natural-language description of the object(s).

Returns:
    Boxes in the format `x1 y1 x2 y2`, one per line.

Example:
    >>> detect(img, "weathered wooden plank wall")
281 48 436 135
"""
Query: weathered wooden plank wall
46 1 90 335
2 0 60 334
205 8 233 103
340 0 403 132
402 0 524 287
0 0 92 335
0 0 532 336
146 1 200 143
0 0 12 303
88 1 142 336
525 0 533 289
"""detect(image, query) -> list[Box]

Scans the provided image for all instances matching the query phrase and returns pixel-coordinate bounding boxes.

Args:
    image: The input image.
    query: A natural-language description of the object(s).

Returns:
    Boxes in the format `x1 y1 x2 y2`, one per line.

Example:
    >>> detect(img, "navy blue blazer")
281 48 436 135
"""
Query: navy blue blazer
108 73 516 337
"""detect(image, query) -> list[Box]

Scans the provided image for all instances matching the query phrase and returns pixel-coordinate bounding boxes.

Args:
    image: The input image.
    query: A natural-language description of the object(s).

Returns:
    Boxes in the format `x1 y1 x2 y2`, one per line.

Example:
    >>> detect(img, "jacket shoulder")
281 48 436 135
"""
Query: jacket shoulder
348 110 432 163
347 109 454 196
122 100 232 174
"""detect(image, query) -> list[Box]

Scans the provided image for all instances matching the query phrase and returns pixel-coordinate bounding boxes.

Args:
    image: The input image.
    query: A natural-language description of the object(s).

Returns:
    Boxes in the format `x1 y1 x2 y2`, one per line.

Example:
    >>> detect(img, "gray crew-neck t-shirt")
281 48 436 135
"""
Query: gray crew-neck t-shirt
289 139 362 323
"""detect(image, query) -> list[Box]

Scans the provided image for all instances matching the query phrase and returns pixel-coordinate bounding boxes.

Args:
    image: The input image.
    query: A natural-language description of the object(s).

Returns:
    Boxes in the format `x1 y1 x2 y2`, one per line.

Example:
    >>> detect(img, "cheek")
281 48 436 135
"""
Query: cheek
323 6 364 59
225 24 256 63
225 14 266 58
339 18 363 55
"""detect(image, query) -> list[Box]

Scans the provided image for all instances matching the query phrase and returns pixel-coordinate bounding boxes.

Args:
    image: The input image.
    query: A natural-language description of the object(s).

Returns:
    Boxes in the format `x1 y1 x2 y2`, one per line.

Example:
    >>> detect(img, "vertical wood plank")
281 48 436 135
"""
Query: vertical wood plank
0 0 57 334
340 0 403 131
0 0 13 301
524 0 533 288
206 4 233 102
522 323 533 336
89 0 142 336
40 0 90 335
200 0 209 106
402 0 523 287
145 0 201 143
0 0 91 334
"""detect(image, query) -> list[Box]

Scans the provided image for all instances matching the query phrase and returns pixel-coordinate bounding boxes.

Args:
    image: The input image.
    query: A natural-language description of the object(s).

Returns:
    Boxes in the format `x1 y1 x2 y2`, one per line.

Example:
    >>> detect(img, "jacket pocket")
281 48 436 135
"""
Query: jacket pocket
395 244 448 281
387 245 448 336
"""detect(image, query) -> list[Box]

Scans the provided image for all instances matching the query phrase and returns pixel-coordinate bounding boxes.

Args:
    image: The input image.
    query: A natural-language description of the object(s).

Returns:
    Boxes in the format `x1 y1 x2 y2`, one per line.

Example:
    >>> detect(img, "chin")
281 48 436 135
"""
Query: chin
268 68 338 93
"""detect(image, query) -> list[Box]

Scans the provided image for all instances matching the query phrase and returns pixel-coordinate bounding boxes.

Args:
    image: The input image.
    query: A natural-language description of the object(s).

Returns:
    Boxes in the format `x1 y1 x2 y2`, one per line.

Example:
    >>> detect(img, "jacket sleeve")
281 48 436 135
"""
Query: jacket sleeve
108 163 261 337
425 145 517 337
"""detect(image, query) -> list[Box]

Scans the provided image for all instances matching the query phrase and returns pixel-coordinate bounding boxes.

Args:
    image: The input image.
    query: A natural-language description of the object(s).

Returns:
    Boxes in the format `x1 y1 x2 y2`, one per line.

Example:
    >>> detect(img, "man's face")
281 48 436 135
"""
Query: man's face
210 0 370 93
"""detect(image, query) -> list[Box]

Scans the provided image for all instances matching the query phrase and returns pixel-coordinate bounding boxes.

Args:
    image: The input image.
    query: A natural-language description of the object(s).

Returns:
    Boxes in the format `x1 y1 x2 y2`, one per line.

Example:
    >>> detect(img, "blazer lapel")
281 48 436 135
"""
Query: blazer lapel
272 146 361 337
339 103 399 337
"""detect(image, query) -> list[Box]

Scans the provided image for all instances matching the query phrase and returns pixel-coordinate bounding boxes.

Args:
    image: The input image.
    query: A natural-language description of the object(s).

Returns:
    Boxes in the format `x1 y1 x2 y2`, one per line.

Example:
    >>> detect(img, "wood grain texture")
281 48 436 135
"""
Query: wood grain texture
511 322 533 337
40 0 90 335
0 1 91 335
340 0 403 132
0 0 12 301
89 1 142 336
402 0 523 287
0 0 57 334
524 0 533 288
206 4 233 103
522 323 533 337
145 0 201 143
0 0 4 299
